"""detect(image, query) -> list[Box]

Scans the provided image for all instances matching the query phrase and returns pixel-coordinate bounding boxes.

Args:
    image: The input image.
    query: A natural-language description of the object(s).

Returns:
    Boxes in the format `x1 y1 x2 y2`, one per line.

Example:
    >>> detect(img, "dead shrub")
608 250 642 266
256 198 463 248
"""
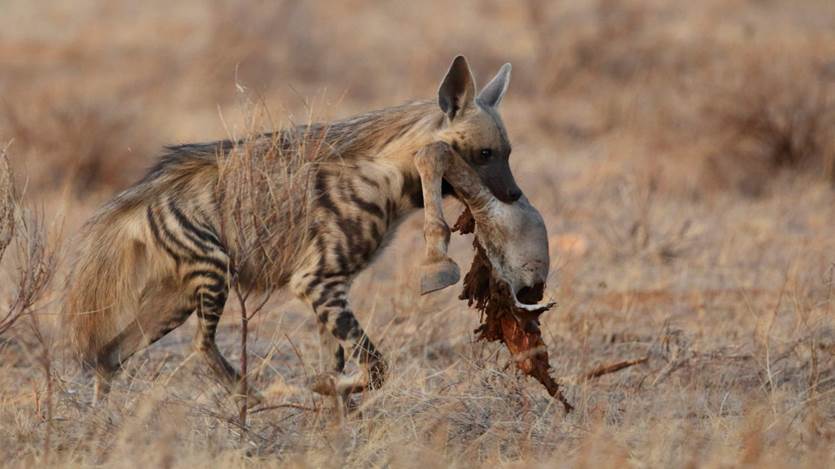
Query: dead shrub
521 0 693 139
0 144 14 258
523 0 656 94
1 95 151 196
215 93 319 423
216 97 318 292
199 0 320 100
0 144 60 337
708 58 835 193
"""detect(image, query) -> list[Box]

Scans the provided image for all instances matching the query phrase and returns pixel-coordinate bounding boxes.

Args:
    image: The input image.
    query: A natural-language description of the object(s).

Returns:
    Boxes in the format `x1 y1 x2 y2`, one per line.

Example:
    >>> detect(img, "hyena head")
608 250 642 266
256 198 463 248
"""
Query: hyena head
436 56 521 204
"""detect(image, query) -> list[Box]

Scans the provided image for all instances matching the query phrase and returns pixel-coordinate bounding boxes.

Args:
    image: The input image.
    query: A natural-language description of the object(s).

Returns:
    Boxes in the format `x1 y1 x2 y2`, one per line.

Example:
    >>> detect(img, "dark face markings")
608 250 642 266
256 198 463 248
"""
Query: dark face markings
452 108 522 204
474 155 522 203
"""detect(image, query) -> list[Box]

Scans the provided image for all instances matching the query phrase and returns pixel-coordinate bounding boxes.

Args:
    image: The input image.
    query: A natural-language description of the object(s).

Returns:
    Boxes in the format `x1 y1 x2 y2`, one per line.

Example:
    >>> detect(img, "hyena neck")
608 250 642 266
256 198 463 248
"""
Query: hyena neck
304 98 450 208
312 100 443 160
302 101 456 274
357 101 456 212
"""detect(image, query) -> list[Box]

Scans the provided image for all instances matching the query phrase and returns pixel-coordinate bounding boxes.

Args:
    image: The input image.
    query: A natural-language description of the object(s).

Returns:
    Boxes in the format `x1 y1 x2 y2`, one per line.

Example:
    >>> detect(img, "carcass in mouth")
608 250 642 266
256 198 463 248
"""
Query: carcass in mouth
454 208 574 413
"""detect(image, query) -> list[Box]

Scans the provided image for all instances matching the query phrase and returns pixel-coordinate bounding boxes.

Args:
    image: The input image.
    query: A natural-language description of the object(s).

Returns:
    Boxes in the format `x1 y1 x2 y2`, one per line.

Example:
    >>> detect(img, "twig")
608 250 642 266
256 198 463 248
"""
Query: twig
559 356 649 386
652 354 688 386
249 402 321 414
584 356 649 380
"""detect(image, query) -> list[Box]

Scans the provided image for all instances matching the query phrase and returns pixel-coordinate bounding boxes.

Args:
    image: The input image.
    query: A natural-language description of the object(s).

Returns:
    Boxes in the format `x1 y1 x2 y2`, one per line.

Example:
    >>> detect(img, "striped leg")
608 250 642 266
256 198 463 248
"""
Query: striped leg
187 258 262 405
191 275 236 386
147 201 259 404
317 320 346 374
304 276 386 396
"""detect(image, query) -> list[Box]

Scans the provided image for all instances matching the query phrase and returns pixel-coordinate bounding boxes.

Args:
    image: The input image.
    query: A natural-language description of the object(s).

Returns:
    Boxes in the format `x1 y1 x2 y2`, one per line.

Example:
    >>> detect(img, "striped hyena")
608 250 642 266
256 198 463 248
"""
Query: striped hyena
64 56 531 402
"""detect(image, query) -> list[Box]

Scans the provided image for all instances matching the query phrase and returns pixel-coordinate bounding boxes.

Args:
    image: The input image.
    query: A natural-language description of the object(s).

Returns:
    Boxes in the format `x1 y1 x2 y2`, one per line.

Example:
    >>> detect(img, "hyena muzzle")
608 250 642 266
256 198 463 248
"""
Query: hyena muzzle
64 55 532 403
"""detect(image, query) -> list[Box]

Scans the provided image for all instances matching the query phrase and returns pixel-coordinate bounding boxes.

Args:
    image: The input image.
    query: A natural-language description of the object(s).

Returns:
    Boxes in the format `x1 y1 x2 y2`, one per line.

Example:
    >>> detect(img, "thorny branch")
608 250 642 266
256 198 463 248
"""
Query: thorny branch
0 144 59 337
0 143 61 462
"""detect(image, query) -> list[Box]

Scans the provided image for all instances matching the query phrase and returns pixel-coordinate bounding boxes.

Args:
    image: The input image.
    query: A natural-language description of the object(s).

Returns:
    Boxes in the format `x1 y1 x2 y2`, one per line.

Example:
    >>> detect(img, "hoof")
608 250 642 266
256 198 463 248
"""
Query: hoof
420 259 460 295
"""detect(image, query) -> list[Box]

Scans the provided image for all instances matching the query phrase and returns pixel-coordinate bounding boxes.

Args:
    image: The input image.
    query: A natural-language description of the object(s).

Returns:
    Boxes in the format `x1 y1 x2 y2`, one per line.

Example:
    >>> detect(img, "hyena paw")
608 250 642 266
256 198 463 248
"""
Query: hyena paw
308 371 368 396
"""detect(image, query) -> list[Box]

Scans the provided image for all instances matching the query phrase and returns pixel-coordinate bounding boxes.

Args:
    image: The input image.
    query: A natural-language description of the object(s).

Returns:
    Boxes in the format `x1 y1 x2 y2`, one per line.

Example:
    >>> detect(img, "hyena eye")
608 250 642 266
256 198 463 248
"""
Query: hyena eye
478 148 493 161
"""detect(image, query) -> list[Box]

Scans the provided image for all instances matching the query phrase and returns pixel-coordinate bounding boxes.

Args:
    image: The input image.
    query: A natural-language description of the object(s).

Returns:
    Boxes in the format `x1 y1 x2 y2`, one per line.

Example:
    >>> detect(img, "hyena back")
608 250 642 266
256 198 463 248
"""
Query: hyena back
64 56 520 401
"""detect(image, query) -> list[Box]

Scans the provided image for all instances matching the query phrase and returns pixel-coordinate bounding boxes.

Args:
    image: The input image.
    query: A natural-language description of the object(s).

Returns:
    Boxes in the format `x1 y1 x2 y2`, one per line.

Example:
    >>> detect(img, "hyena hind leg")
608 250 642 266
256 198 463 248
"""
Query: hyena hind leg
93 283 195 404
318 321 346 374
191 275 264 407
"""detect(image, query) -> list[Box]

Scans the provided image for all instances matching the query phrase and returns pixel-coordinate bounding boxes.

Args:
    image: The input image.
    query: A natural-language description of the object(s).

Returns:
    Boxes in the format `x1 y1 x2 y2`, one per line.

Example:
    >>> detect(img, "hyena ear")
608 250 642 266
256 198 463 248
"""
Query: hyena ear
438 55 476 121
476 63 511 108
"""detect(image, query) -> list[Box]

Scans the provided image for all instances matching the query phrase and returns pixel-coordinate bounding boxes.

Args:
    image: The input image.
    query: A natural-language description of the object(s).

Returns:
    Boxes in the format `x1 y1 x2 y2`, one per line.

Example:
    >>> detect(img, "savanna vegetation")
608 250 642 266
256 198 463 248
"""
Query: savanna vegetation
1 0 834 466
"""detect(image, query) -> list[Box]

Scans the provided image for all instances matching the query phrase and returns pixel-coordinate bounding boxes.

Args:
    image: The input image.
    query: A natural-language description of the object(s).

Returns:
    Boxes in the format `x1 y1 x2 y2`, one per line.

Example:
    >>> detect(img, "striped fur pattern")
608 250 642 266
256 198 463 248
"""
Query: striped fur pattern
64 56 521 401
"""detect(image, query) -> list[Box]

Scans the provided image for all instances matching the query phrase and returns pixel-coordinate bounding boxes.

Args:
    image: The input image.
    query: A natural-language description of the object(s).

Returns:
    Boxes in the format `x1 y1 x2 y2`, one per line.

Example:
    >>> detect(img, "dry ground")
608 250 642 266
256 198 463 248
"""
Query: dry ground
1 0 835 467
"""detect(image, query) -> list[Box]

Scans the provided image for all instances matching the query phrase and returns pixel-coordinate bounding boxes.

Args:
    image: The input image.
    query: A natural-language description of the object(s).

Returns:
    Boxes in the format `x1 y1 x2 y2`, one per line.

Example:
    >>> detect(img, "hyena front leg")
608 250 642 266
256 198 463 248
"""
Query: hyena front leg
302 276 386 396
189 268 263 406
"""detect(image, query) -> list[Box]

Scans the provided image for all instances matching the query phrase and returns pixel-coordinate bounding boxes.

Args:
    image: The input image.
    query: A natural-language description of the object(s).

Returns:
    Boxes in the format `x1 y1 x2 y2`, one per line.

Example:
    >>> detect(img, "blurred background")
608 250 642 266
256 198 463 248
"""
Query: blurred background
2 1 835 465
4 0 835 202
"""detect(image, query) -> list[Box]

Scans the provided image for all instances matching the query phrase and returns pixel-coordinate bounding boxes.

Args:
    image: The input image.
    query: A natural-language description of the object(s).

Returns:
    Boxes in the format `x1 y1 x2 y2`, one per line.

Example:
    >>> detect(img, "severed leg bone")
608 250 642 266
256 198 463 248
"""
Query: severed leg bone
415 142 460 294
415 140 551 306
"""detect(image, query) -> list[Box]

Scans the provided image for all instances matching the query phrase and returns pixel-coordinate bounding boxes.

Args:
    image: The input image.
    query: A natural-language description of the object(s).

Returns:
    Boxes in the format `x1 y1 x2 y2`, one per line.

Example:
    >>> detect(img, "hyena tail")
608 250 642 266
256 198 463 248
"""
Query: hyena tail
63 203 152 368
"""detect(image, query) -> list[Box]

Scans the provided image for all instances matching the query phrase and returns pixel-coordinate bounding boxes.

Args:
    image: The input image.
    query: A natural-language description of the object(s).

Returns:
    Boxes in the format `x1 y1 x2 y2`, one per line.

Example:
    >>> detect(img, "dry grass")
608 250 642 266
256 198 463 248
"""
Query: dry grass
1 0 835 467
